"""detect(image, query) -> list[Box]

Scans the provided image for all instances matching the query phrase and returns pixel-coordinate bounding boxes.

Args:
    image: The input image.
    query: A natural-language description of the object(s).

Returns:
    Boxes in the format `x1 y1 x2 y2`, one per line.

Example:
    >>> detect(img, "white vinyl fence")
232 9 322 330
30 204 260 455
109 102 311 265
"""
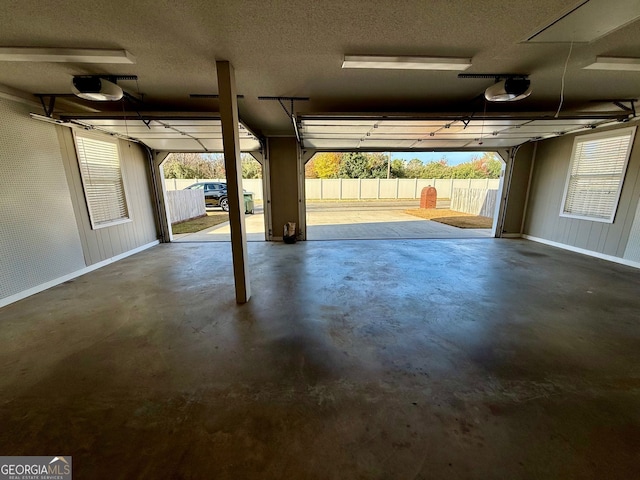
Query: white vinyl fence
451 188 498 218
165 178 265 200
166 189 205 224
164 178 500 201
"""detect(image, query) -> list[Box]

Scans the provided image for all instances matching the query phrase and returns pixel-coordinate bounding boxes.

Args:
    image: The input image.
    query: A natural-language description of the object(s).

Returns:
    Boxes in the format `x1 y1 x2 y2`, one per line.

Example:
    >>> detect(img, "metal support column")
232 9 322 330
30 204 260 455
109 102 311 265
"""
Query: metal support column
216 60 251 304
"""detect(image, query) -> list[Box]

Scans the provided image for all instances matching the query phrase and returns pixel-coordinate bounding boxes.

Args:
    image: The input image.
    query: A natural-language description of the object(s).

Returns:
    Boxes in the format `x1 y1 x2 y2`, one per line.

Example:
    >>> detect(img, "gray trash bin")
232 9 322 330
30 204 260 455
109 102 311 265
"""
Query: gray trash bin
243 192 254 214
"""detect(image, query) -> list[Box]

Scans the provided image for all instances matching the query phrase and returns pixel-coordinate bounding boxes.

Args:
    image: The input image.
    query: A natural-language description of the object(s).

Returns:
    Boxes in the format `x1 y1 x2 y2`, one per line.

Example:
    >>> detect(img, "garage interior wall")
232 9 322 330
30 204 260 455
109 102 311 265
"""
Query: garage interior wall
524 120 640 263
0 96 159 308
57 128 158 266
0 97 86 303
268 137 300 240
502 143 536 236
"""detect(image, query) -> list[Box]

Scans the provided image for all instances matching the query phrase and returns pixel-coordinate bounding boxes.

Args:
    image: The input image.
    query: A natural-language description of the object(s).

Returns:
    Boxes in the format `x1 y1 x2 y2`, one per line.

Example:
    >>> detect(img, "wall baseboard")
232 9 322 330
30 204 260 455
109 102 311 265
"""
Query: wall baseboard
0 241 159 309
522 235 640 270
501 233 522 238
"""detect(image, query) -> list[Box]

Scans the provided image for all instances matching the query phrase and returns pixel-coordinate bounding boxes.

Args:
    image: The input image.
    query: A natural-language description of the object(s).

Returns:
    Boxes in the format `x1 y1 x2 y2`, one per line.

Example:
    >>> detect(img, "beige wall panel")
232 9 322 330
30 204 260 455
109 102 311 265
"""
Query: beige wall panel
524 121 640 259
268 137 300 236
624 200 640 261
57 127 102 265
58 128 158 265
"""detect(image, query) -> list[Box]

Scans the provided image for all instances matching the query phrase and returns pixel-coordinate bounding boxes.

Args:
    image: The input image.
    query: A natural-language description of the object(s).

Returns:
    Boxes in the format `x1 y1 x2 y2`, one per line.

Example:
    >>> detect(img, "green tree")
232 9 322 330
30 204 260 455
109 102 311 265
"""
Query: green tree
390 159 406 178
450 153 503 179
163 152 220 179
422 159 451 179
479 153 503 178
241 154 262 178
486 158 502 178
366 153 390 178
404 159 425 178
451 160 486 178
338 152 370 178
336 152 404 178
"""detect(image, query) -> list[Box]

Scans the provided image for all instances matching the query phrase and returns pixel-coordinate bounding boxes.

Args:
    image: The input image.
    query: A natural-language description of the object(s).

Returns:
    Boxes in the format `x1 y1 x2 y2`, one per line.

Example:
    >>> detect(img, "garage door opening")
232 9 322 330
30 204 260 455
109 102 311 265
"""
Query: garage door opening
161 153 266 242
304 151 505 240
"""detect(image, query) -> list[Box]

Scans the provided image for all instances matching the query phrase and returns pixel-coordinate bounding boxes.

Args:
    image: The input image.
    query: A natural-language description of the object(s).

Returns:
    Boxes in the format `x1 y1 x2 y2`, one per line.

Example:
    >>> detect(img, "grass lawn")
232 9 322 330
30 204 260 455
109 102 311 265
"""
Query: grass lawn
404 209 493 229
171 211 229 234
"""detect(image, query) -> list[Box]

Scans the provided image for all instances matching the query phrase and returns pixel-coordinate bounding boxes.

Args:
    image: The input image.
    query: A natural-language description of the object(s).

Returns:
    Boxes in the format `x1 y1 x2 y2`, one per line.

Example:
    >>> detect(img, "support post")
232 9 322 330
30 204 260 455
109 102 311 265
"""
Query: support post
216 60 251 304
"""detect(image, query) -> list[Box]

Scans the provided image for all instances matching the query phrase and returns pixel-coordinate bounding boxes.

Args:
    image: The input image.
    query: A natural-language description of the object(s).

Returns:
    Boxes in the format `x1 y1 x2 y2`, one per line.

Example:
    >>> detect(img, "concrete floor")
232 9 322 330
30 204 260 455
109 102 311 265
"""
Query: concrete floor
1 239 639 479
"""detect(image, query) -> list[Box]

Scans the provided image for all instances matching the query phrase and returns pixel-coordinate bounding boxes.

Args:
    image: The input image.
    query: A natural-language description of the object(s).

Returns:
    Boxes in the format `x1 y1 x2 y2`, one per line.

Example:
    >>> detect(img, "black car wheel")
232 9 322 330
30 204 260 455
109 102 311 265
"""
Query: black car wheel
220 197 230 212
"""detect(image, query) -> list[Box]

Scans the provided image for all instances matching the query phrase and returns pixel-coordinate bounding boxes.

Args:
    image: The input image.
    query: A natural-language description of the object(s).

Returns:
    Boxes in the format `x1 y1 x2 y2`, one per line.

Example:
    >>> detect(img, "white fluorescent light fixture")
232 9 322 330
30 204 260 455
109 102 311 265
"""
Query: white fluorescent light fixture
583 56 640 71
342 55 472 71
0 48 136 64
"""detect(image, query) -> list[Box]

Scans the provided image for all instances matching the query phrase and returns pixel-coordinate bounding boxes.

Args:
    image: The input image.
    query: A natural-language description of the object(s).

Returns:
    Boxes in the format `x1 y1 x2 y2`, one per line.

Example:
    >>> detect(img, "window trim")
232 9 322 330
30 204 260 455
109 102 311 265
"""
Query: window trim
559 126 636 224
73 130 132 230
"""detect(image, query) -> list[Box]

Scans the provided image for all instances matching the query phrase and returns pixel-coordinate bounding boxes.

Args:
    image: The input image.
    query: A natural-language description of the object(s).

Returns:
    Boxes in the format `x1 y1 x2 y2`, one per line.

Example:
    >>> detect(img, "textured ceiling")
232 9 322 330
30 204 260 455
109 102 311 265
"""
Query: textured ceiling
1 0 639 139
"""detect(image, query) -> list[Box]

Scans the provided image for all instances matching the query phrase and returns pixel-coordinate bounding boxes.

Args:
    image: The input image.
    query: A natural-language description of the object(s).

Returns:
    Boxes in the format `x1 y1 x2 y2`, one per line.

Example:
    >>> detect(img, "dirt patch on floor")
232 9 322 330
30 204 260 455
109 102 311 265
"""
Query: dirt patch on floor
431 216 492 229
404 209 492 229
172 211 229 234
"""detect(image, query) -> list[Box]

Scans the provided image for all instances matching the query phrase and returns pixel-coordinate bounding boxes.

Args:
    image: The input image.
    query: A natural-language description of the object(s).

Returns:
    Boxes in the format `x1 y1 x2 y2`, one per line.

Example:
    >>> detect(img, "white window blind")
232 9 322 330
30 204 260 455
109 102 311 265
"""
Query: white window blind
74 132 130 229
561 127 636 223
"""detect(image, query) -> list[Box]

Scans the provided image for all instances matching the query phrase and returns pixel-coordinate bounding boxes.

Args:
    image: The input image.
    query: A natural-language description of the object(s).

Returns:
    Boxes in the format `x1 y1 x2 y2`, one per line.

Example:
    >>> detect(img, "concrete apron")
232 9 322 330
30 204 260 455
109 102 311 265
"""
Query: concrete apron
175 202 491 242
0 239 638 479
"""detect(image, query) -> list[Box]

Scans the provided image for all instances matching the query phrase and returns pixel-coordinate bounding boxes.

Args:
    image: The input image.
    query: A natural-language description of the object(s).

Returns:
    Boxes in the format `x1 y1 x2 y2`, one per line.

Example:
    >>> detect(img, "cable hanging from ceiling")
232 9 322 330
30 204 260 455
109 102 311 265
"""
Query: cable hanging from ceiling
555 41 574 118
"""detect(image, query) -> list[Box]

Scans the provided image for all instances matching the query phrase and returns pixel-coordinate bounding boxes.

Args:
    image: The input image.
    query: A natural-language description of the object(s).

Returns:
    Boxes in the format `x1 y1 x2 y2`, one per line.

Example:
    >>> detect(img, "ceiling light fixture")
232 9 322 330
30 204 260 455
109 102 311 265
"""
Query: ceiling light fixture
342 55 472 71
72 76 124 101
583 56 640 71
0 47 135 64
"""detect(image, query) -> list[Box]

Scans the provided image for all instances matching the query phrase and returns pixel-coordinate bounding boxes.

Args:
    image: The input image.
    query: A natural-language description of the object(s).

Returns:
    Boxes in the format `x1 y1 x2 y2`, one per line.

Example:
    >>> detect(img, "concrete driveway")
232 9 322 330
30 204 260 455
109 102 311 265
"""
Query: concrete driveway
173 201 493 242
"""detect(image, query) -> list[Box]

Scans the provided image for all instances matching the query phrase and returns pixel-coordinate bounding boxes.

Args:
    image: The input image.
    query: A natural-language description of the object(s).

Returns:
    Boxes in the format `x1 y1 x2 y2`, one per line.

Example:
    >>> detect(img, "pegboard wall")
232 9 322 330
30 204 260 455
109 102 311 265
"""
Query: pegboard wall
0 97 85 302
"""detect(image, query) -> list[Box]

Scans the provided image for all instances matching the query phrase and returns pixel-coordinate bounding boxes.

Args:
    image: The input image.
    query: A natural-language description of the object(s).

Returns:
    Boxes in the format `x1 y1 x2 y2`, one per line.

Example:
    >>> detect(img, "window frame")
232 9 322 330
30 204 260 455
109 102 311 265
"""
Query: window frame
73 130 131 230
559 126 636 224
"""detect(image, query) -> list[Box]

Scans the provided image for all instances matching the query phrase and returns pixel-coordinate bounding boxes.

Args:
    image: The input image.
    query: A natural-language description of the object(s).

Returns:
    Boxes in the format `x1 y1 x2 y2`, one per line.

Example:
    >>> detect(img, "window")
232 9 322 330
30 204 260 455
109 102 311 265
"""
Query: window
74 131 130 229
560 127 636 223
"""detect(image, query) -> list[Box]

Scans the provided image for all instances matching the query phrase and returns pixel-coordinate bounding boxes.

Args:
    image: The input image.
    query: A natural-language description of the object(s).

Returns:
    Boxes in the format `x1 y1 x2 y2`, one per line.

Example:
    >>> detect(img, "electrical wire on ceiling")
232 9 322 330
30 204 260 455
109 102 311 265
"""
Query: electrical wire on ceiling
555 40 574 118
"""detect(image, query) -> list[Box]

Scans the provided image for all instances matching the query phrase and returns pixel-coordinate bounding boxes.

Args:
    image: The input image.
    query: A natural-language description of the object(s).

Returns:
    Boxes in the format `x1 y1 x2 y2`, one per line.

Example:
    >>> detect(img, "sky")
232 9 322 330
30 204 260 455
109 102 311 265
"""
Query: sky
389 151 483 166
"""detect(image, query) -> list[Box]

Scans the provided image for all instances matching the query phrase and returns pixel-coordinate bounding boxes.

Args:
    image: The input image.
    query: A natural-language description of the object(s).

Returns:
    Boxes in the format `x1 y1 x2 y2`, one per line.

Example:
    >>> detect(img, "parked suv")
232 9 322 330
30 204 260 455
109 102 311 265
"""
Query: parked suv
184 182 254 214
185 182 230 211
